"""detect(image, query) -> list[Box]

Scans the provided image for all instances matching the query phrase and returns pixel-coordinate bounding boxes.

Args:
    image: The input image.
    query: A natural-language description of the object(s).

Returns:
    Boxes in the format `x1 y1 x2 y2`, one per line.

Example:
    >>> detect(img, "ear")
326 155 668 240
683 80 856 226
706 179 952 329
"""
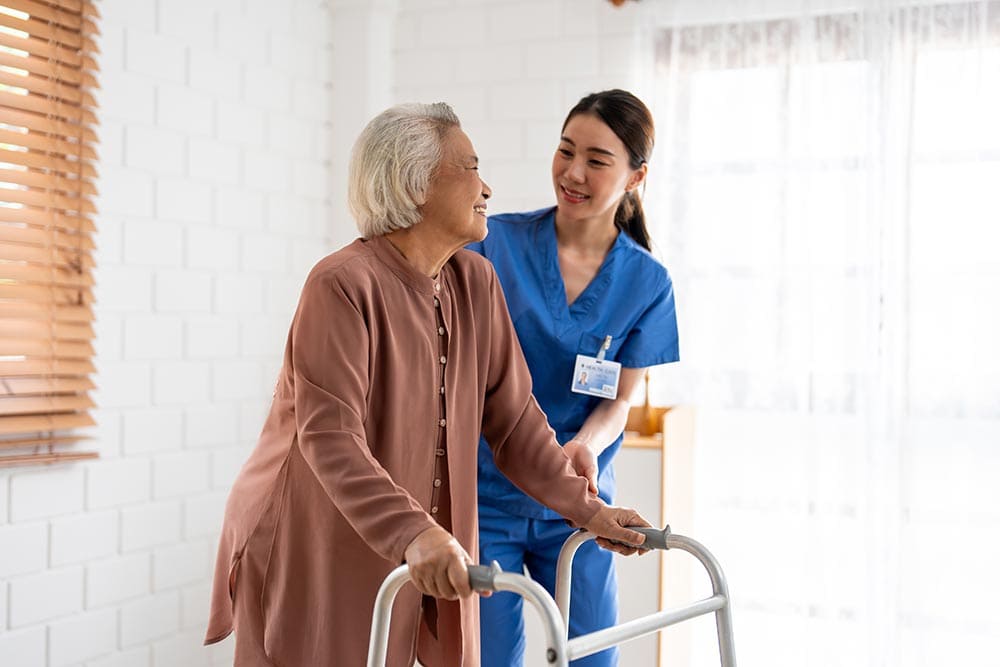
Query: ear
625 163 648 193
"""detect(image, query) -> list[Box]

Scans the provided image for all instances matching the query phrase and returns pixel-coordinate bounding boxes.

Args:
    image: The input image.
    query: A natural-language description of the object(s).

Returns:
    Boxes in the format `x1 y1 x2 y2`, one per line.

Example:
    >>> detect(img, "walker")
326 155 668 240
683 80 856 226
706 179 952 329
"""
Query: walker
367 525 737 666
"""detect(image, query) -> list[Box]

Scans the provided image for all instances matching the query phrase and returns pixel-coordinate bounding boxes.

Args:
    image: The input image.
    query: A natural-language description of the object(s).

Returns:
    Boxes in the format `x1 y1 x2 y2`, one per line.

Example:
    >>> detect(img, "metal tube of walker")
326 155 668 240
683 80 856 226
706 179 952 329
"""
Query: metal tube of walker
367 563 571 667
554 526 737 667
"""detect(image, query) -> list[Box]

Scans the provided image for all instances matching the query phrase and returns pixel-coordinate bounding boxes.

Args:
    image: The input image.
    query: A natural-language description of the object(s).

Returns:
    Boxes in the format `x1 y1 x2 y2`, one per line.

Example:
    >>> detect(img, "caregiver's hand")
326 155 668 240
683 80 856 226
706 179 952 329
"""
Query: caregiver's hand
583 505 651 556
404 526 484 600
563 439 599 494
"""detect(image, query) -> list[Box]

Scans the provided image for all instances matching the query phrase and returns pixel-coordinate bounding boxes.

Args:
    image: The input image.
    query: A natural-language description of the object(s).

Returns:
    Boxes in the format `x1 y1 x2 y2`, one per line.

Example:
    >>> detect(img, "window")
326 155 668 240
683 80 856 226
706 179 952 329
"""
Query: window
646 3 1000 664
0 0 99 467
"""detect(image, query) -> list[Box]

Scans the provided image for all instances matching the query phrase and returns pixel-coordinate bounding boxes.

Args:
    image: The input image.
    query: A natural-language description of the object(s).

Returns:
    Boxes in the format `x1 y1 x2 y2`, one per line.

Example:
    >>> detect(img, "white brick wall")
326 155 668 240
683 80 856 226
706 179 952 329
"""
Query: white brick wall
2 1 658 665
0 1 332 665
389 0 646 216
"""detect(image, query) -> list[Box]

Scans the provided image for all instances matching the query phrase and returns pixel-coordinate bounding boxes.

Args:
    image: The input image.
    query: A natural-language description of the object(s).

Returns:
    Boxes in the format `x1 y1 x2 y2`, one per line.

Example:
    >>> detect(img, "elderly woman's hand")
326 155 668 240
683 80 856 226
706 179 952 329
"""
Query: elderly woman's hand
404 526 482 600
582 505 652 556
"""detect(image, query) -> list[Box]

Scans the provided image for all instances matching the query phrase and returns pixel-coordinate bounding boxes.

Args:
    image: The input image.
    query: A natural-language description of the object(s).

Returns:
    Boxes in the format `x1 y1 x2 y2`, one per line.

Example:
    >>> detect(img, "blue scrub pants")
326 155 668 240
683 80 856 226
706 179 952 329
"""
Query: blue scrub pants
478 503 619 667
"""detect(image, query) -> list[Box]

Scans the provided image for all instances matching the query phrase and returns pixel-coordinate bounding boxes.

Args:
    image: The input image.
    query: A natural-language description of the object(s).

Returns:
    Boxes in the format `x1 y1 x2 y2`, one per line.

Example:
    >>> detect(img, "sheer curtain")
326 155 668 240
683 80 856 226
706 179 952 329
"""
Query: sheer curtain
637 1 1000 665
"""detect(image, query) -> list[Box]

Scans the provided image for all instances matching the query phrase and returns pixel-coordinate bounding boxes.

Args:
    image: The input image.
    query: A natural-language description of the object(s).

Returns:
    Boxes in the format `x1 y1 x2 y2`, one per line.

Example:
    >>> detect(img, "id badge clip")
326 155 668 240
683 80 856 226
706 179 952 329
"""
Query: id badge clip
571 335 622 399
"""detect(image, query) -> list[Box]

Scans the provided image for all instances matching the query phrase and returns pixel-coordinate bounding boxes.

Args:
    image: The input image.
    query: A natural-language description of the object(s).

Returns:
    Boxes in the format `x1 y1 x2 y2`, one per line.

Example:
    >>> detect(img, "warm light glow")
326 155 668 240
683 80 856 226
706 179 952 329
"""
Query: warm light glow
0 7 28 20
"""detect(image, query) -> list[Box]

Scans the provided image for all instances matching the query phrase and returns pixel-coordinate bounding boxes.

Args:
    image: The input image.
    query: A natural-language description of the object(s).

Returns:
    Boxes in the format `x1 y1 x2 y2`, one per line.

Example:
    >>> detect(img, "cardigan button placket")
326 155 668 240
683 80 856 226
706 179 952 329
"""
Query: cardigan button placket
431 289 450 527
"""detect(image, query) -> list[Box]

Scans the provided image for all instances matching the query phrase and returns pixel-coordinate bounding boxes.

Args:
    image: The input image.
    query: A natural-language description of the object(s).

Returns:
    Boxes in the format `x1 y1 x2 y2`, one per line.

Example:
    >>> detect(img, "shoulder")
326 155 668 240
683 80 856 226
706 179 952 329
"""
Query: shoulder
478 207 554 260
449 247 500 288
617 234 674 296
301 238 380 303
487 207 554 235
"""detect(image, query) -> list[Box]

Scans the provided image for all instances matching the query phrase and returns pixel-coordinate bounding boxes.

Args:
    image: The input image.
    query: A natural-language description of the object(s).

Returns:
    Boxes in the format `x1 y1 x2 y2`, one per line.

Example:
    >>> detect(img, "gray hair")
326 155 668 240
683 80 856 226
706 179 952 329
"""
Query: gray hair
348 102 461 238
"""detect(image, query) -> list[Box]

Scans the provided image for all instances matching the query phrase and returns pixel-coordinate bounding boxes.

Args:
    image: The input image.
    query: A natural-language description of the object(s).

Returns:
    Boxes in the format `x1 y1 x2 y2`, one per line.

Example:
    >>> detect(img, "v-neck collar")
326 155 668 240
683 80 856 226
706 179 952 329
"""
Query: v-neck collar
537 209 625 333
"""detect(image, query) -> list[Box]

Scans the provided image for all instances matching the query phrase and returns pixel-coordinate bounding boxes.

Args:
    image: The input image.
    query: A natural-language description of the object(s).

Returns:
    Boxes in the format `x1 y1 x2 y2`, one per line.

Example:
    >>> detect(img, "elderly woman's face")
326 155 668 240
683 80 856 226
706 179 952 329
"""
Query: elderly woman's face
420 127 492 244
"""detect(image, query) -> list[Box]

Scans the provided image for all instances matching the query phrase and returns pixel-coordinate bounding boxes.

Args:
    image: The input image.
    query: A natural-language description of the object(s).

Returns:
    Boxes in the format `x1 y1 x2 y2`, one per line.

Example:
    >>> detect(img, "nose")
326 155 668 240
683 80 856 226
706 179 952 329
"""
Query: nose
481 179 492 200
566 157 585 183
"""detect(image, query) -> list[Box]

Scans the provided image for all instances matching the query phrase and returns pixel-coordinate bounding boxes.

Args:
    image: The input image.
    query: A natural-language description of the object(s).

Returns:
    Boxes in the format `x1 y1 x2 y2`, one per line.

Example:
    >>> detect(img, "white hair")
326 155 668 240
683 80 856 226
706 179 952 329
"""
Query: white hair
348 102 461 238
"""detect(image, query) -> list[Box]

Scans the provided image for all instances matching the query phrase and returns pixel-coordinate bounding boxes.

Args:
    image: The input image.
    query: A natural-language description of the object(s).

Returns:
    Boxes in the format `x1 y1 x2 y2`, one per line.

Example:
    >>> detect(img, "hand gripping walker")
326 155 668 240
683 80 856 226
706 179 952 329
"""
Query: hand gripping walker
367 525 736 666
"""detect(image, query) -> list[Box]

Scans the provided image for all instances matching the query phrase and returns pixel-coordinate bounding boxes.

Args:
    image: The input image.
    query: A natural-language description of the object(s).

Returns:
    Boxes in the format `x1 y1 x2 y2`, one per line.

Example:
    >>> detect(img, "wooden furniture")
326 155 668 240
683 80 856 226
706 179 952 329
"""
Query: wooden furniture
622 374 695 667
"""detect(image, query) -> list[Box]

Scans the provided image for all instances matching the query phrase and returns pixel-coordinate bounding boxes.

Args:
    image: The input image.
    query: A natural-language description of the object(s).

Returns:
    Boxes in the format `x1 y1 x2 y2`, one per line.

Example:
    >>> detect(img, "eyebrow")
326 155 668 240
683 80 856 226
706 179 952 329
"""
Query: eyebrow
559 136 615 158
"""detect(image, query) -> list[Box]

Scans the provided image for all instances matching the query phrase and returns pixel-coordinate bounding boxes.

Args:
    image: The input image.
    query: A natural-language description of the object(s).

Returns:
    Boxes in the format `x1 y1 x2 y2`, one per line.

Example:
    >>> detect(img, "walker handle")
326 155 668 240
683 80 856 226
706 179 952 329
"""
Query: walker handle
468 561 503 592
630 525 671 550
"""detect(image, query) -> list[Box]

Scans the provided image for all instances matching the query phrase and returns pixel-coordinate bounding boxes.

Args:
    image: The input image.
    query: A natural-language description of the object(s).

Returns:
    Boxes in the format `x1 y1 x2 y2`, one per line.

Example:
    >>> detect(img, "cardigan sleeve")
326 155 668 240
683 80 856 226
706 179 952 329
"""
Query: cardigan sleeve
479 266 603 528
290 269 437 564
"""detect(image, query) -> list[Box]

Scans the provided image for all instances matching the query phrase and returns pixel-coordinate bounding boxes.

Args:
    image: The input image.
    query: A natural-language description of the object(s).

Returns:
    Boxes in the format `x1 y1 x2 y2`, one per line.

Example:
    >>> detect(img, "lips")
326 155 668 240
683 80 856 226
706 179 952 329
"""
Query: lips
559 185 589 204
473 204 487 216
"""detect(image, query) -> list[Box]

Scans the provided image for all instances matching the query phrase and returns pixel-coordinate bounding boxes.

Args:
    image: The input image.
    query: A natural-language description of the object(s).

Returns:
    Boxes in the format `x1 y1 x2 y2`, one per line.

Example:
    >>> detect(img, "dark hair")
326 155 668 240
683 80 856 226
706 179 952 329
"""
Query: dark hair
562 89 654 251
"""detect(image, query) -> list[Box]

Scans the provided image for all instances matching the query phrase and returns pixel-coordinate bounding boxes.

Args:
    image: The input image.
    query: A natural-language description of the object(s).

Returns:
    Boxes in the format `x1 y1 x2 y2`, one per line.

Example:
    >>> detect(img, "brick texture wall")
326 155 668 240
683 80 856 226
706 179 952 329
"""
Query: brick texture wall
0 1 332 665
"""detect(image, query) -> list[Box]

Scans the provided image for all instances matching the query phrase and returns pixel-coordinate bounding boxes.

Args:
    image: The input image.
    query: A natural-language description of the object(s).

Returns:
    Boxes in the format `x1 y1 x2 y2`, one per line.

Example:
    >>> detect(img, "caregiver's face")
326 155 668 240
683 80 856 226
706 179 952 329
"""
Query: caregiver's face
421 127 492 244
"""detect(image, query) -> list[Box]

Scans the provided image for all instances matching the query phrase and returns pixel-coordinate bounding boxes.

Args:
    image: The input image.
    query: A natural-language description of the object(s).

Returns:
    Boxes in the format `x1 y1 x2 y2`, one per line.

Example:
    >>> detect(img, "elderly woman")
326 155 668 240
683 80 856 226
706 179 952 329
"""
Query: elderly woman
203 103 650 667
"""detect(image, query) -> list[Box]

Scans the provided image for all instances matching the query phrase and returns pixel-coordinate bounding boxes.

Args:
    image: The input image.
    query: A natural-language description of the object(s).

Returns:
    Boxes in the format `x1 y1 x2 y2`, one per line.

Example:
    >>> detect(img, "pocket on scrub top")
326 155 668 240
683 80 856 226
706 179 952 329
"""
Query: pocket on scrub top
577 331 625 360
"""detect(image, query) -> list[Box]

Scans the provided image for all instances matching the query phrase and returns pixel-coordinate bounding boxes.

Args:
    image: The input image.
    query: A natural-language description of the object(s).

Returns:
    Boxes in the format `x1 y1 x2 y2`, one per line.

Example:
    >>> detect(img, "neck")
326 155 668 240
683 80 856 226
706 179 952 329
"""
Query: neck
384 225 464 277
554 208 619 255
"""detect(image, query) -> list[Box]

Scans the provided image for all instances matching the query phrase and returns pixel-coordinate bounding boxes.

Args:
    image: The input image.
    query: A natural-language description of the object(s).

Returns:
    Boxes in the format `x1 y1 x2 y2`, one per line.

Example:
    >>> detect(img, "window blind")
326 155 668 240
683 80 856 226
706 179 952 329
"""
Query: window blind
0 0 99 467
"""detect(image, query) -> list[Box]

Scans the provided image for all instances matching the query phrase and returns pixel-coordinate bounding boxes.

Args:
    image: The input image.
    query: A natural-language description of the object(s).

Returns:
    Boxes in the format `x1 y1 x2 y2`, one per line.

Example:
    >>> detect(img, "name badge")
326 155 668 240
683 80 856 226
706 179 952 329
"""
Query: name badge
571 335 621 399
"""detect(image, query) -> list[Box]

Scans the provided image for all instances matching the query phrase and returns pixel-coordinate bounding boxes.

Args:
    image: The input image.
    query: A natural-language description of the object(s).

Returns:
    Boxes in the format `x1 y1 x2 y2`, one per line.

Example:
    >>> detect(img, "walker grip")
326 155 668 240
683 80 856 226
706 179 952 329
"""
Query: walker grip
630 525 671 550
468 561 502 592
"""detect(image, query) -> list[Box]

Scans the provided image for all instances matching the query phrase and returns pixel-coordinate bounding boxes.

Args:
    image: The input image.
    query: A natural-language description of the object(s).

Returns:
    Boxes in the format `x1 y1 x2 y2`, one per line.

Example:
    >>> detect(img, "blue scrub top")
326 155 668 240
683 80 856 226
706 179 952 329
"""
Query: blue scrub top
468 207 680 519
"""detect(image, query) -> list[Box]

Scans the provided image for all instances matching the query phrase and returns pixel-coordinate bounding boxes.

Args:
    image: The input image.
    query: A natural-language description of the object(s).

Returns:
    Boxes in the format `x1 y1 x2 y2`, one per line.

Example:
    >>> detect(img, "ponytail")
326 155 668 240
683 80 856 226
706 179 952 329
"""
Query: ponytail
614 190 651 251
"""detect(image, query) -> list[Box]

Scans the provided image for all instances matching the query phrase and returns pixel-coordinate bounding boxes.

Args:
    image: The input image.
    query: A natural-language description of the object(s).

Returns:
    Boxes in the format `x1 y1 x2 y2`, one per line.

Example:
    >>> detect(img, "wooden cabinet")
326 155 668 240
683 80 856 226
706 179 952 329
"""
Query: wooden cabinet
622 403 696 667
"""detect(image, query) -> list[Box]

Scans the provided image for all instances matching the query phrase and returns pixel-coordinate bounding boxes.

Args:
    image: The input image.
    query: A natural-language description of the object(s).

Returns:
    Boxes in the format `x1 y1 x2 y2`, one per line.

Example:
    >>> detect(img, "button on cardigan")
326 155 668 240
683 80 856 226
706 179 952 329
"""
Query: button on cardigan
204 234 602 666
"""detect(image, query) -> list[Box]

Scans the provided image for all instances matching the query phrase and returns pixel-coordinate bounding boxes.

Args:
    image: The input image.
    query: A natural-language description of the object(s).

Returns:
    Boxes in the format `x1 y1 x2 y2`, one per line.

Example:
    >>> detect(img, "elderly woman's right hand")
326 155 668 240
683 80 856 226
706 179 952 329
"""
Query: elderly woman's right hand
403 526 478 600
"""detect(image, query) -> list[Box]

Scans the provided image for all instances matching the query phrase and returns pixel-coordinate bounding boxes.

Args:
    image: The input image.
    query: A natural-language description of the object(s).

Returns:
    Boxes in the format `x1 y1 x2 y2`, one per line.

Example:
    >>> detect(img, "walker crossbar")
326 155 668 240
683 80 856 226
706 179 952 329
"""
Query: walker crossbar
555 526 737 666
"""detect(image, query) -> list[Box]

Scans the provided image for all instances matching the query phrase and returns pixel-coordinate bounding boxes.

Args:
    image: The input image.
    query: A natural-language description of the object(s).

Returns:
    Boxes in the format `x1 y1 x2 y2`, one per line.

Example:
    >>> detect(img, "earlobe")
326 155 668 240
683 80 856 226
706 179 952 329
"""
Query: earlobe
626 164 649 193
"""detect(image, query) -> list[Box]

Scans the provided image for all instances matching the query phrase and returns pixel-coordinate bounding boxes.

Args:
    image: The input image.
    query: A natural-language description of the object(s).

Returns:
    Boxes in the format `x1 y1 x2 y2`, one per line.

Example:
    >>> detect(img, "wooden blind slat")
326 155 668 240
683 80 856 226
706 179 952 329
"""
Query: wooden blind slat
0 240 93 261
0 340 94 359
0 8 83 49
3 0 86 30
0 264 93 288
1 144 98 178
0 412 95 436
0 206 96 233
0 337 94 358
0 0 99 465
0 69 88 106
0 301 92 321
0 49 93 87
0 394 94 416
0 376 94 395
0 242 94 268
0 319 93 342
0 106 98 143
0 24 84 68
0 434 90 449
0 89 95 125
0 357 96 377
0 186 95 213
0 224 94 250
0 127 97 160
0 451 98 467
0 282 92 303
0 168 97 197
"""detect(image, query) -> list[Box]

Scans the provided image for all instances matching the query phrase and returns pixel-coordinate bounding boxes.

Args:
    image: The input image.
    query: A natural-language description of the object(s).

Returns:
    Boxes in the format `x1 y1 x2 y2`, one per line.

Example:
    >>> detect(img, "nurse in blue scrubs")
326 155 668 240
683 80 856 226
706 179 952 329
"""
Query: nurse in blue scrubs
469 89 680 667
